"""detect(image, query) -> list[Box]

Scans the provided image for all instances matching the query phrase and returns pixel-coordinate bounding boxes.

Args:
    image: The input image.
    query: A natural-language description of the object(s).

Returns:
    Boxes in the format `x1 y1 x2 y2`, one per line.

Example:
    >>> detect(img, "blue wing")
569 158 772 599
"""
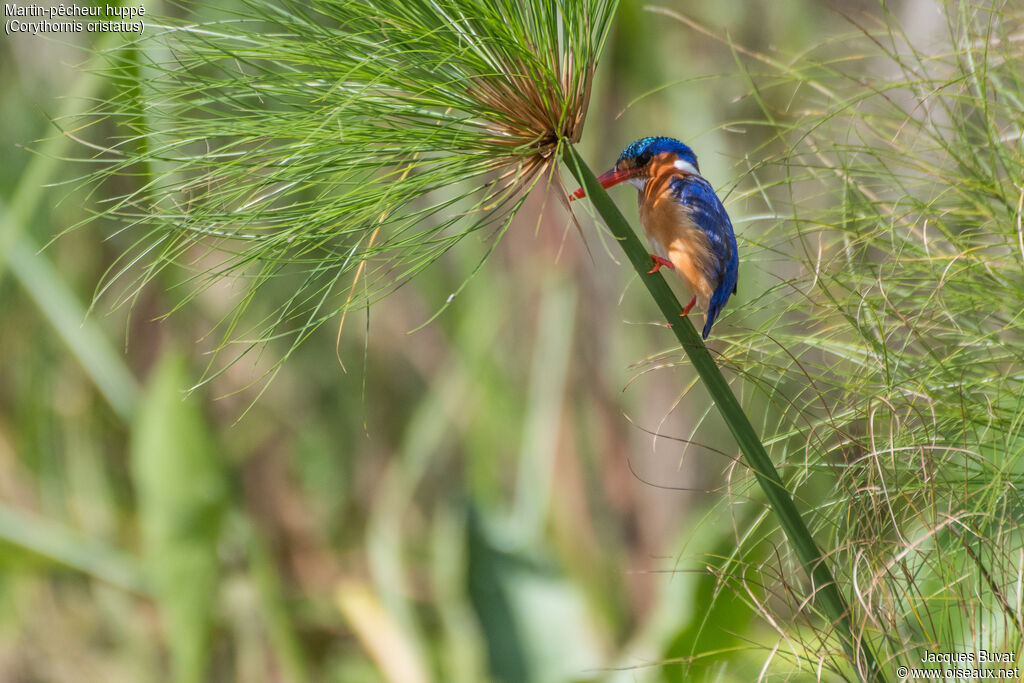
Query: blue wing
669 175 738 339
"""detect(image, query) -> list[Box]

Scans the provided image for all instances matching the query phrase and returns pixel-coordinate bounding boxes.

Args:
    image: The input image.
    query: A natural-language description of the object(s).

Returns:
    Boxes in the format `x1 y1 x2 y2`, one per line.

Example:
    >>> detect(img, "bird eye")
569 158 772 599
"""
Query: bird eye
636 151 651 166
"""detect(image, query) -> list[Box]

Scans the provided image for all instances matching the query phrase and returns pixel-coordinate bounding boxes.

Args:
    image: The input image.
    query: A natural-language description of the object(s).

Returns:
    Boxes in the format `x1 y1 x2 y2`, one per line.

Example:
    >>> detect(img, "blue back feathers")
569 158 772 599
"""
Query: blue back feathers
667 175 738 339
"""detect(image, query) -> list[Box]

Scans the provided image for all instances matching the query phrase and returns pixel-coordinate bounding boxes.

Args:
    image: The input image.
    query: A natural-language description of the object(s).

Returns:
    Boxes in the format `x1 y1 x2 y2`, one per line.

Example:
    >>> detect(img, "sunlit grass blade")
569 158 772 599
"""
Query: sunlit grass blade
2 231 139 420
0 500 146 593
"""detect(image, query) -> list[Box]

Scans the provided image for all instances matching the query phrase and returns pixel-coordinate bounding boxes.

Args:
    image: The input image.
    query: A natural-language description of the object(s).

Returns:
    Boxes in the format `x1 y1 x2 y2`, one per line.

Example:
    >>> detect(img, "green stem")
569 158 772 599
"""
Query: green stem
0 31 122 284
564 143 885 682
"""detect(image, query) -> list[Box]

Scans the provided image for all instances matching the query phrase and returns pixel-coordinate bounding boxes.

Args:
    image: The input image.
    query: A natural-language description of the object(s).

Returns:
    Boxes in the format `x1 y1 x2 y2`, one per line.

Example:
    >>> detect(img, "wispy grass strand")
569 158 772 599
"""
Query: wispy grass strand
77 0 615 383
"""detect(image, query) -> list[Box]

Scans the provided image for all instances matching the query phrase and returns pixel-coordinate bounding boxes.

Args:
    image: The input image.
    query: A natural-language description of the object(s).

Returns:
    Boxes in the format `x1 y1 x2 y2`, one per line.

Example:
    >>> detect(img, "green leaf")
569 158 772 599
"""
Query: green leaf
466 509 603 683
131 351 226 683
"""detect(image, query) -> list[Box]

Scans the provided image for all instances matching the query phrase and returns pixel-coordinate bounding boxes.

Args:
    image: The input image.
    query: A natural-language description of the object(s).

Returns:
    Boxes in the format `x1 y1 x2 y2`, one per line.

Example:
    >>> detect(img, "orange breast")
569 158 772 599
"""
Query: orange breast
638 168 717 306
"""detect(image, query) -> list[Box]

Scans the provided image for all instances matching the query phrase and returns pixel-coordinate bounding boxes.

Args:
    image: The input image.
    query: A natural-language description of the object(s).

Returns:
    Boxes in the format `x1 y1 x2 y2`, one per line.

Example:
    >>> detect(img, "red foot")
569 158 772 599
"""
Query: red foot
647 254 675 274
681 296 696 316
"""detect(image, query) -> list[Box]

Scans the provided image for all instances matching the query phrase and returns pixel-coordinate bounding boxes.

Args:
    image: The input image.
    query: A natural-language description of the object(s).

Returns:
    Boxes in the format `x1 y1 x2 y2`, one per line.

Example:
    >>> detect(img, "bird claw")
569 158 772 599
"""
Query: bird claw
681 296 696 316
647 255 675 274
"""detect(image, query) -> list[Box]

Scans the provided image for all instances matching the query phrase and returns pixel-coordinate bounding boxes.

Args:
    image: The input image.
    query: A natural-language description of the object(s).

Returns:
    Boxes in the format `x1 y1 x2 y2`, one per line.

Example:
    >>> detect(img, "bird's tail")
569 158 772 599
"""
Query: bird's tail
702 297 727 340
701 312 717 340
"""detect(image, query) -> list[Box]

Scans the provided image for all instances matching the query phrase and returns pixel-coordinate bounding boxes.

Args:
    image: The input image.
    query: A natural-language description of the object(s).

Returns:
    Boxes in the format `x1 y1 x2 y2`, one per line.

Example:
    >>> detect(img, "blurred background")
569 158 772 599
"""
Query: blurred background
0 1 1002 681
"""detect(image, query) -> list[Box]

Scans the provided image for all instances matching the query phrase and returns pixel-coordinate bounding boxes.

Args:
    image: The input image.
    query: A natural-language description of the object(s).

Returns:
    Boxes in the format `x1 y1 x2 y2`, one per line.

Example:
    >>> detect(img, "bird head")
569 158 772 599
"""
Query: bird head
571 136 699 200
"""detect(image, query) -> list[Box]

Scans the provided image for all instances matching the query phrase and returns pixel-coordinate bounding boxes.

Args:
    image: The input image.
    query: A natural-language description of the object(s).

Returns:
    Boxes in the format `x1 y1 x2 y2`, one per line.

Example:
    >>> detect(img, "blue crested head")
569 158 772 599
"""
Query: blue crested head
616 136 699 173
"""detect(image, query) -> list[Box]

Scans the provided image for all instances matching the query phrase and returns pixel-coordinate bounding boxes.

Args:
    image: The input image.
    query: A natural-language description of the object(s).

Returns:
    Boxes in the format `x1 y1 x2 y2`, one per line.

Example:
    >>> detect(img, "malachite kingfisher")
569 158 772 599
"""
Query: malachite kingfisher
571 136 738 340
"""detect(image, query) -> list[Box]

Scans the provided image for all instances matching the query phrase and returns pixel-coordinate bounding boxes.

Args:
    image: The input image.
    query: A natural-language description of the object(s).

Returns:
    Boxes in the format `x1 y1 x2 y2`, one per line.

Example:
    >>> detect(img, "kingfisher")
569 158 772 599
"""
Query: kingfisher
571 136 738 340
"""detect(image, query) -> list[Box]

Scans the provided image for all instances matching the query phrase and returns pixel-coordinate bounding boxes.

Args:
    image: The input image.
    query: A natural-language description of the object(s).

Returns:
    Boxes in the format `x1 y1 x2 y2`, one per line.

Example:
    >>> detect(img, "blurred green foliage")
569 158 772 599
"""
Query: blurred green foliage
1 1 1022 682
132 352 225 683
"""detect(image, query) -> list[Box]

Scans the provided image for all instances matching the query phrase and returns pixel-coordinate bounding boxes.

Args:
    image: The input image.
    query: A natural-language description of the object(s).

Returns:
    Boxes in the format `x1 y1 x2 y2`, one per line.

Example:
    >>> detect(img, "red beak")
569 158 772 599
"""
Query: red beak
570 167 636 201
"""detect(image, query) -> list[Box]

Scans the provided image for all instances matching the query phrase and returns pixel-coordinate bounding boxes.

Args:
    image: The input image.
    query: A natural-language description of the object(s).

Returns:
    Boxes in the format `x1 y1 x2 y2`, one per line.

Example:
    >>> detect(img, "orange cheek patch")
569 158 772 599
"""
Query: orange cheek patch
647 156 678 182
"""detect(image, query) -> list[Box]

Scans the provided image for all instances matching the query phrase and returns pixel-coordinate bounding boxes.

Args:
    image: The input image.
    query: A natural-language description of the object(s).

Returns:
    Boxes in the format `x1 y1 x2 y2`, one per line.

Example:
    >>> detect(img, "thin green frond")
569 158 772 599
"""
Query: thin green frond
73 0 616 381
